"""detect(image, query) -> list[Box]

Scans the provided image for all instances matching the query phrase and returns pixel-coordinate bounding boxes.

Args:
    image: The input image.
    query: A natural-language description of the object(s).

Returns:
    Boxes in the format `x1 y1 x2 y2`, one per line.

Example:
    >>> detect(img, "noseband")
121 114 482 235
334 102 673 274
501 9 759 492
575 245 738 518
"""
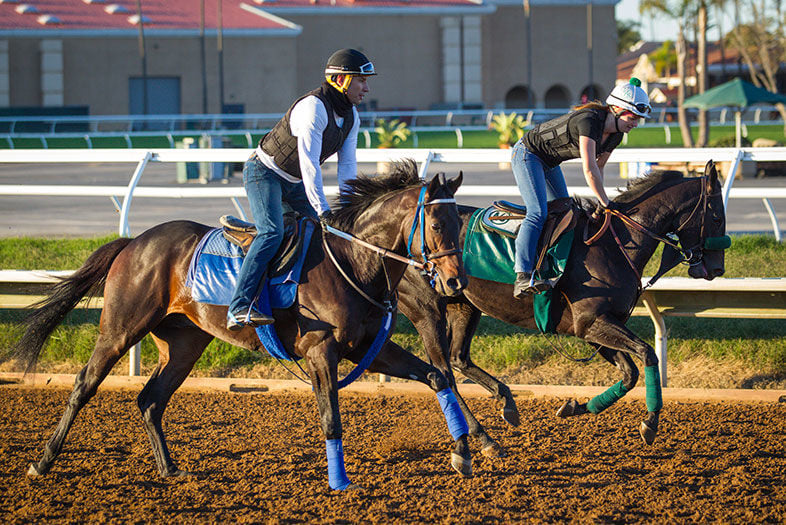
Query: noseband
322 183 460 310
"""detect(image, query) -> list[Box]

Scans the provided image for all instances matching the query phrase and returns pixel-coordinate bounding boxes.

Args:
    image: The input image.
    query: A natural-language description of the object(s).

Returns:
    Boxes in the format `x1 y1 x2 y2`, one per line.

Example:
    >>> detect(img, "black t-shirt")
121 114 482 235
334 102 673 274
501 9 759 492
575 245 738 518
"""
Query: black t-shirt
523 108 623 169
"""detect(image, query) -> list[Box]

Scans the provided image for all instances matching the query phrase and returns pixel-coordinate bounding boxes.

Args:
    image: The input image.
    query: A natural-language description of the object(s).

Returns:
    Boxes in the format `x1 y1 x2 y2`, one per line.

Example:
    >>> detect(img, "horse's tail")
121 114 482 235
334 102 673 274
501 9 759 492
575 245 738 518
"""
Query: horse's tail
12 237 134 374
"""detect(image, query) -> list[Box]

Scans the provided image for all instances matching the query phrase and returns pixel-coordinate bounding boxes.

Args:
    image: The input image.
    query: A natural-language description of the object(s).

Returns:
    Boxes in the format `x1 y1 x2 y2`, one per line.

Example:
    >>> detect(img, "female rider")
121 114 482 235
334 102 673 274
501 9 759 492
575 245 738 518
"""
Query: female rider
511 78 651 298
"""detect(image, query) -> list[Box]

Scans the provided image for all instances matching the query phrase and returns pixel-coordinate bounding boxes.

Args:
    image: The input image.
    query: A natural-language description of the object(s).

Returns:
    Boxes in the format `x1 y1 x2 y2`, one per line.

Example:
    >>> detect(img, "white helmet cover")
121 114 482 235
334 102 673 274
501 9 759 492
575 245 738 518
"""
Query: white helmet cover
606 78 651 118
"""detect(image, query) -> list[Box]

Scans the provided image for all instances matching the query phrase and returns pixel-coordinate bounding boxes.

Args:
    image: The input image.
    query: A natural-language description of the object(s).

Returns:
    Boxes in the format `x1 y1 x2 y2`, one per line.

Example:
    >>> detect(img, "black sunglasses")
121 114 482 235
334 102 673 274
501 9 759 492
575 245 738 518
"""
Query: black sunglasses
609 93 651 115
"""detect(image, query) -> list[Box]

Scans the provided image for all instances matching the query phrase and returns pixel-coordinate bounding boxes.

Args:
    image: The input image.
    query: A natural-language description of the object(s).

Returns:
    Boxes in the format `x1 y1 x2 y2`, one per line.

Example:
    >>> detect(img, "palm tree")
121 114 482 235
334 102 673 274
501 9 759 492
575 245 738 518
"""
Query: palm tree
641 0 694 146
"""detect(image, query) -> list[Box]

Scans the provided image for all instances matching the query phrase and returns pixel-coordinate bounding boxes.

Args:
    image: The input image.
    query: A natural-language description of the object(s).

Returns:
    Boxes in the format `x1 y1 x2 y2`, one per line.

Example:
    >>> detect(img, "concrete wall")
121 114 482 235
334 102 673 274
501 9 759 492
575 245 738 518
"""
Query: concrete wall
285 14 444 111
2 5 619 114
58 37 296 115
484 4 617 108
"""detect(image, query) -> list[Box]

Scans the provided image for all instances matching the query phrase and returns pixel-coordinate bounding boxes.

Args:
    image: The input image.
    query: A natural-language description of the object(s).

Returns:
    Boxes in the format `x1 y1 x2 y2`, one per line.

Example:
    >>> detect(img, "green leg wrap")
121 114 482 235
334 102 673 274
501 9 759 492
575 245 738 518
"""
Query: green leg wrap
586 380 629 414
645 365 663 412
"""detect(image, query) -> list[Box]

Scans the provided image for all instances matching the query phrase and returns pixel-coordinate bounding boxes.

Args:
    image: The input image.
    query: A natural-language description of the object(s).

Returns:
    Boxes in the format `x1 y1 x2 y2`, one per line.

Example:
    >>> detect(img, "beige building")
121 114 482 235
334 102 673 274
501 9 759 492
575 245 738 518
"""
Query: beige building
0 0 619 116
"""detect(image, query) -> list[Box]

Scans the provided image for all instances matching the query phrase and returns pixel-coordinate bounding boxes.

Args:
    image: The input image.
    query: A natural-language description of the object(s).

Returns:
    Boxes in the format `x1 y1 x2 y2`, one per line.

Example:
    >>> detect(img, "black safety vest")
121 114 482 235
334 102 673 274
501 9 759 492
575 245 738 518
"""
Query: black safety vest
523 108 622 169
259 86 354 179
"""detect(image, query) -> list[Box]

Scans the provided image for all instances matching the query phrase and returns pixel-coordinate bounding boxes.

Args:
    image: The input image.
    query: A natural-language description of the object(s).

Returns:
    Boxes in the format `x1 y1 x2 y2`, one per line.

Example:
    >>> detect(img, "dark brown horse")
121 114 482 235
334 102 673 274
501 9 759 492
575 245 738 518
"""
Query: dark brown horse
398 163 728 456
14 162 472 490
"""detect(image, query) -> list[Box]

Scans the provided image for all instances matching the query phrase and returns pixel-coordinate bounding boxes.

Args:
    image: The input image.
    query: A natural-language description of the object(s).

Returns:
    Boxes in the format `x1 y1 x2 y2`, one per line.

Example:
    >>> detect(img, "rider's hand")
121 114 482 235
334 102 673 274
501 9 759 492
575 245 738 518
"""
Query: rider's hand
591 203 607 223
319 210 333 229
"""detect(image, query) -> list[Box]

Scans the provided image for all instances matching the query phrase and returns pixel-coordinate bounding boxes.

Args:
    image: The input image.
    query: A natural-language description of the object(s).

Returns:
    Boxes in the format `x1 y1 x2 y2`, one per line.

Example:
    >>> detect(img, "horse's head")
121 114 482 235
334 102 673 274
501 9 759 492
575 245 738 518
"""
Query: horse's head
409 172 467 297
671 161 729 280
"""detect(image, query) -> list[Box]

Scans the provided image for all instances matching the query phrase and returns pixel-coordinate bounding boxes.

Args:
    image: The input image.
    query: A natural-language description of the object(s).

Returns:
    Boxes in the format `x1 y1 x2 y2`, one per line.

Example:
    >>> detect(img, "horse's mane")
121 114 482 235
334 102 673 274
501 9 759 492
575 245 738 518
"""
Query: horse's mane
572 170 688 213
329 159 422 230
615 170 687 204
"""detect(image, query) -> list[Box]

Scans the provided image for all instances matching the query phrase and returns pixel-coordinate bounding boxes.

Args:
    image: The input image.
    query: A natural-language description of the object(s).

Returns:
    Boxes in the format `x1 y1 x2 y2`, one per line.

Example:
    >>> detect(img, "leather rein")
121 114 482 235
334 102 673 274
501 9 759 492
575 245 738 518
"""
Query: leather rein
584 175 719 292
321 184 461 311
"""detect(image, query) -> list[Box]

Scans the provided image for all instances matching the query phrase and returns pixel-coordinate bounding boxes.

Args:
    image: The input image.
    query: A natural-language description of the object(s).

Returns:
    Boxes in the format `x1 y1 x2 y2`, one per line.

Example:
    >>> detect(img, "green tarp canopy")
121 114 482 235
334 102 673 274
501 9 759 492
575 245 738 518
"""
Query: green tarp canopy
683 78 786 147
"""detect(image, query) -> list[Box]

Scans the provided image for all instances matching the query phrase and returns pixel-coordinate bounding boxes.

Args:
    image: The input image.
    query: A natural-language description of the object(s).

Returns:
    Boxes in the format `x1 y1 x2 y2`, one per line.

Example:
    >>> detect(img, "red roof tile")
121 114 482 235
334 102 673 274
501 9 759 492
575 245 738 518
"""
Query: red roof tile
0 0 295 32
253 0 484 6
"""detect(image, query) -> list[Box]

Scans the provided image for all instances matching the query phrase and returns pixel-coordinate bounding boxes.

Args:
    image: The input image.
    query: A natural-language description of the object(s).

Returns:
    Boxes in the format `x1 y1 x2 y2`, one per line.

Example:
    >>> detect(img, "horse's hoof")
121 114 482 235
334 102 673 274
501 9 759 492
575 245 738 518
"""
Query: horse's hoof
640 421 657 445
556 399 587 418
344 483 363 491
26 462 44 478
502 405 520 427
481 441 506 458
450 452 473 478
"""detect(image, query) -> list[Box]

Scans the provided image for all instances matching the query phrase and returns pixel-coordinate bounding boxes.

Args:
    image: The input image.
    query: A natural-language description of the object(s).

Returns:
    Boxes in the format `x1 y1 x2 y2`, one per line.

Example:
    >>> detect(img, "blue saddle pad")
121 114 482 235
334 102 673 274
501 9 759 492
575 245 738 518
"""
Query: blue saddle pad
186 220 315 360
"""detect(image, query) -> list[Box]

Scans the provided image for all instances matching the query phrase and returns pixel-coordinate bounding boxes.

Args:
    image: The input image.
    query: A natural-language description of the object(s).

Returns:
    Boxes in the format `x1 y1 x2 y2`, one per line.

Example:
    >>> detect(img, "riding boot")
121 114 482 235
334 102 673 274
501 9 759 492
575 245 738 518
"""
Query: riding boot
513 272 533 299
227 273 275 330
513 272 552 299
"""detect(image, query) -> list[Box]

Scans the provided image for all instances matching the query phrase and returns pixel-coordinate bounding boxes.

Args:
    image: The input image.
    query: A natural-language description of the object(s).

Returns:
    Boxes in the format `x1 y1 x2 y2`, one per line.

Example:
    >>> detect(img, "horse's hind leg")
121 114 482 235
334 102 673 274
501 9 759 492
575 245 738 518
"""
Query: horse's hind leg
366 340 472 477
27 332 139 477
138 315 213 478
556 346 639 418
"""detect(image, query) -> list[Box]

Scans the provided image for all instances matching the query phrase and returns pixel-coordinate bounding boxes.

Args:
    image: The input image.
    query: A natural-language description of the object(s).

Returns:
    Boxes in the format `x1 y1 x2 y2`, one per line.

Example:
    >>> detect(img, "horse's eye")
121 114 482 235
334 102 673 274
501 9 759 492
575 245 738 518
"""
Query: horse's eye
431 222 442 233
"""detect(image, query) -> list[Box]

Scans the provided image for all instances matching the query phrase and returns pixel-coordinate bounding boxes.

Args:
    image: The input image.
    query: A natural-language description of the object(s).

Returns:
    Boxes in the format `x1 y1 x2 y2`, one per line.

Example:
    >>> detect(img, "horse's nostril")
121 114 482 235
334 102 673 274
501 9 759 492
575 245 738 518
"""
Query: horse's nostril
446 277 463 291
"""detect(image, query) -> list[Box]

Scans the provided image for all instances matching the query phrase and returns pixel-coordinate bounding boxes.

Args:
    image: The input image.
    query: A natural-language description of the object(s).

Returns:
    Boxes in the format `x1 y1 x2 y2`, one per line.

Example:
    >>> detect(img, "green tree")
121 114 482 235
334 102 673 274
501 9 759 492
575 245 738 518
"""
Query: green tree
617 19 642 53
374 119 411 148
489 112 527 147
640 0 704 146
725 1 786 134
649 40 677 76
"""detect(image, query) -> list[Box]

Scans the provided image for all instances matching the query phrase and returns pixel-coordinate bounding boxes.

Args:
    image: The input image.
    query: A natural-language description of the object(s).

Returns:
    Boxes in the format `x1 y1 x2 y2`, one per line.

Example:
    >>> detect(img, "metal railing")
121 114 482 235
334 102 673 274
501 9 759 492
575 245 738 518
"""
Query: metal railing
2 106 784 149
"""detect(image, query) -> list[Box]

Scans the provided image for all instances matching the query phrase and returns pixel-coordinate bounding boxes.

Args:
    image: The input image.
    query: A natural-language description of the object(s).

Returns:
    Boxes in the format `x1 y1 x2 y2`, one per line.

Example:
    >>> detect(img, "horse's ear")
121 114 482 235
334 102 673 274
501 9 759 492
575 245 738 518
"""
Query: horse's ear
446 171 463 195
426 173 441 196
705 159 719 188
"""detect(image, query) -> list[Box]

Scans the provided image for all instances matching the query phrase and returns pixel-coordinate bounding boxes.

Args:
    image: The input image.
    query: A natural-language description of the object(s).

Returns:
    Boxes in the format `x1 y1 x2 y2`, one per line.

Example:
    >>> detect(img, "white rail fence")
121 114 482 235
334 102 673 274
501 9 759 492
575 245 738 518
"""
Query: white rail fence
2 270 784 387
0 147 784 239
1 147 785 385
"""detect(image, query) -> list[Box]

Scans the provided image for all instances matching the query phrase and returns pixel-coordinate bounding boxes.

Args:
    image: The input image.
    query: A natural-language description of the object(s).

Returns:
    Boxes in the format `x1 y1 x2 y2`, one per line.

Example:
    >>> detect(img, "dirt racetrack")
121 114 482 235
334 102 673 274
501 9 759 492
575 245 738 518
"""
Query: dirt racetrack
1 384 785 524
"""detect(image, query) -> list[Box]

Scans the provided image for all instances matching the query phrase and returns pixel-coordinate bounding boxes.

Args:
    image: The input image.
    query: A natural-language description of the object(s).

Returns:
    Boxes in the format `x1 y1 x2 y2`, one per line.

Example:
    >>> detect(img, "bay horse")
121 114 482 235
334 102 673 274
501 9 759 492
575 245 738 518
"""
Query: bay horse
397 162 728 456
14 161 472 490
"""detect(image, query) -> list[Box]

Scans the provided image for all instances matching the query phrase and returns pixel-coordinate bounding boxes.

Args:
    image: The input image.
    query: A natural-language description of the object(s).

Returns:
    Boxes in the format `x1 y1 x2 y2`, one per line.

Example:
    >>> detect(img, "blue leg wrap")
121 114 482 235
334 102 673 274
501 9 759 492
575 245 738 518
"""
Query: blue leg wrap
586 380 629 414
645 365 664 413
436 388 469 440
325 439 351 490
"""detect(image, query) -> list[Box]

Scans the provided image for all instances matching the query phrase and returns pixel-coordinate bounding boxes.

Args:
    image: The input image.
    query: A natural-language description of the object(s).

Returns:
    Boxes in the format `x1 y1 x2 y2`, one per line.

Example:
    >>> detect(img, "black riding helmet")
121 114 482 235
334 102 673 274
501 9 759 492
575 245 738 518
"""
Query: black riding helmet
325 49 376 92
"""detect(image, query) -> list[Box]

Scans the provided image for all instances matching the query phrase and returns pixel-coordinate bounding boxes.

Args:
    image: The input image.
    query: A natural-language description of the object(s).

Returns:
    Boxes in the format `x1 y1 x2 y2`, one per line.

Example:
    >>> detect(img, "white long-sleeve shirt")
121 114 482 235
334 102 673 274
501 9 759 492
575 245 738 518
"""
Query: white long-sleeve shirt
256 95 359 215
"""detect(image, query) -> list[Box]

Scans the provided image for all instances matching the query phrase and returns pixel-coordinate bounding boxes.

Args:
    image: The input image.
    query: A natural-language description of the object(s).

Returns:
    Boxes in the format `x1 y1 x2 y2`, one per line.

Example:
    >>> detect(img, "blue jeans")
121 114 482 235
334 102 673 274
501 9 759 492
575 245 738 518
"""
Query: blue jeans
228 157 317 318
511 142 569 273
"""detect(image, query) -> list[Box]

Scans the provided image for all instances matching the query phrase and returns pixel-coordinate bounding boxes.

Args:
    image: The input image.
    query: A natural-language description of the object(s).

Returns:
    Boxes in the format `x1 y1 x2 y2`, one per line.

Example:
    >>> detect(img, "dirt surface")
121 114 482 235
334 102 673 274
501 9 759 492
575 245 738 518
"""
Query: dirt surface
2 385 785 524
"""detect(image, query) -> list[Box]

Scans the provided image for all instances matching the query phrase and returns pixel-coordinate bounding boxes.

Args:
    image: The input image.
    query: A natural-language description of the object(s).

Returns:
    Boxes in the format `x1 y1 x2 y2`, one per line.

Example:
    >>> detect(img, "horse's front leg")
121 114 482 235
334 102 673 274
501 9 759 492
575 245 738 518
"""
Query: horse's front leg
305 341 361 491
365 340 472 477
578 313 662 445
447 302 520 428
557 345 639 419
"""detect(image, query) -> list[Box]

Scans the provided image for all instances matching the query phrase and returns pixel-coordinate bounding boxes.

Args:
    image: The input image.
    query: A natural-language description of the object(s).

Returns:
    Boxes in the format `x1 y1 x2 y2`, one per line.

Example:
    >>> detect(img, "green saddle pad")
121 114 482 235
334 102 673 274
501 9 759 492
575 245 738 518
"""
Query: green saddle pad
463 207 574 333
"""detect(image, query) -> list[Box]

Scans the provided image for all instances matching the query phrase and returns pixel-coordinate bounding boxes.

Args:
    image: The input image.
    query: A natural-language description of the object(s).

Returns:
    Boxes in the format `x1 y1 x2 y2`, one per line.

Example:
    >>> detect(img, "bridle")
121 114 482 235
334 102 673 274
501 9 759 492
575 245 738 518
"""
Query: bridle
585 175 730 291
321 183 461 310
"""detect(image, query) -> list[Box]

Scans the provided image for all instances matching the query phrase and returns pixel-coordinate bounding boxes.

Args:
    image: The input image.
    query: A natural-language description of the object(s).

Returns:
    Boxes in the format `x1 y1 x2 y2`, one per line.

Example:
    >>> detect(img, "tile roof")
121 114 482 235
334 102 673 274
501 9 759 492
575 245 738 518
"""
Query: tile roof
0 0 297 33
251 0 484 6
0 0 491 34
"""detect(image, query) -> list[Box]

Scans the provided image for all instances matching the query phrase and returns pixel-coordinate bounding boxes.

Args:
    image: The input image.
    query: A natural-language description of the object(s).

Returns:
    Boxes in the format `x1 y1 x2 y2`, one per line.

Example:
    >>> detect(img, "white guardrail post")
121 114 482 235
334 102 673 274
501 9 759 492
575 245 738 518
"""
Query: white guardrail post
119 151 152 237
